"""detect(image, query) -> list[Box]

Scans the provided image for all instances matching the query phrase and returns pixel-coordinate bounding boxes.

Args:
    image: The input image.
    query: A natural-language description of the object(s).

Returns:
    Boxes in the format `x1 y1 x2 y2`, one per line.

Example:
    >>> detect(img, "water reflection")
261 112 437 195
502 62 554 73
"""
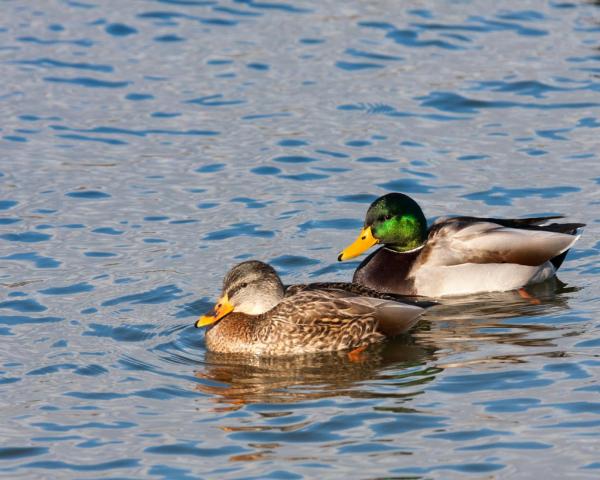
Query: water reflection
195 338 437 409
419 280 581 366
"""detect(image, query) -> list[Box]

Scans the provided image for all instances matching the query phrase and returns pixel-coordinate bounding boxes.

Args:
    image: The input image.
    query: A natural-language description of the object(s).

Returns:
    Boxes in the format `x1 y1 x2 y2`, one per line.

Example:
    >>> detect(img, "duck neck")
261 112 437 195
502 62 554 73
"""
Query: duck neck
236 288 284 315
387 240 425 253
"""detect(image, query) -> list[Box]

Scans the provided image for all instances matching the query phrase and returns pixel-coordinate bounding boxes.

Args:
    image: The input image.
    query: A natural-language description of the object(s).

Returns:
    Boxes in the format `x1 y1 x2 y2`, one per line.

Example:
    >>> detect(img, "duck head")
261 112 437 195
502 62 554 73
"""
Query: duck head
338 193 427 261
196 260 285 327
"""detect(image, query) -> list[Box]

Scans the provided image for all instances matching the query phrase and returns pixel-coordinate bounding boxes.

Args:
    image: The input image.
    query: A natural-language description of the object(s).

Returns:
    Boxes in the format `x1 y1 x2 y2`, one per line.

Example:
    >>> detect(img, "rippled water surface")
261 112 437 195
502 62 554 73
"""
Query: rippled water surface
1 0 600 478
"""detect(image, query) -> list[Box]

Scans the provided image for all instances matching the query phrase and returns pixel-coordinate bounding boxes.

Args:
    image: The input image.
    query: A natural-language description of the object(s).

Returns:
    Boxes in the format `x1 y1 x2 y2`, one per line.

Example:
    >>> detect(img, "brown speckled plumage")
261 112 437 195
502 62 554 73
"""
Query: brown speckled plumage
201 261 425 356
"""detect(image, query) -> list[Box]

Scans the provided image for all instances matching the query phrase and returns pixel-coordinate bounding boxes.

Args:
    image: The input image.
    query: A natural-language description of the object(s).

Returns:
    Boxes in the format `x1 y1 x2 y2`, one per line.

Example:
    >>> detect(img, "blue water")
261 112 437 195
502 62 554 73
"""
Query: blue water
1 0 599 478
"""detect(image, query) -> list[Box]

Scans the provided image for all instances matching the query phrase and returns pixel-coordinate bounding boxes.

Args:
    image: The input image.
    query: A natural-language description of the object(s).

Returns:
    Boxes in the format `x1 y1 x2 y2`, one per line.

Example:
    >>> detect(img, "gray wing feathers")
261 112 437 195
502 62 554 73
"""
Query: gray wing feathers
428 222 580 267
322 296 424 336
371 302 424 336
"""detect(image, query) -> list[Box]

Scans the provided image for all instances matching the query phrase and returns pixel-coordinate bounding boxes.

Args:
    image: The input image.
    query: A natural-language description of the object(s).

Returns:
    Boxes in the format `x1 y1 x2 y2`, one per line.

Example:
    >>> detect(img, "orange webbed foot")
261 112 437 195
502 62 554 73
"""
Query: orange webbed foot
518 288 541 305
348 344 369 362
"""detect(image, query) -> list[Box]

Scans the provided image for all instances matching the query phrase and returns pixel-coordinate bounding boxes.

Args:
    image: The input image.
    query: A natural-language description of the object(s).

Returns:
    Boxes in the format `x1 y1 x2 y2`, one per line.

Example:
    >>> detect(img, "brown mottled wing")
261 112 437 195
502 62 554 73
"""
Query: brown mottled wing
422 217 582 267
275 290 423 336
285 282 436 308
285 282 384 297
272 290 376 327
257 290 383 352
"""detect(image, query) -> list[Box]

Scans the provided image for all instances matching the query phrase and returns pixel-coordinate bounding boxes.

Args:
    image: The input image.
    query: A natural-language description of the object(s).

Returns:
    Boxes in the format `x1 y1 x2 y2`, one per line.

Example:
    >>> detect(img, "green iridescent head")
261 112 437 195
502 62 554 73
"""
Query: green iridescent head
338 193 427 261
365 193 427 250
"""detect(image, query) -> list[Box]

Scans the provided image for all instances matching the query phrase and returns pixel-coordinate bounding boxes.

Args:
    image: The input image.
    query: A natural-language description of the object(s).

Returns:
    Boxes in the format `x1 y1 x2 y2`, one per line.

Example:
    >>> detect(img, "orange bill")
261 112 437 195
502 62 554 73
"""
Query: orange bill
337 226 378 261
195 294 234 327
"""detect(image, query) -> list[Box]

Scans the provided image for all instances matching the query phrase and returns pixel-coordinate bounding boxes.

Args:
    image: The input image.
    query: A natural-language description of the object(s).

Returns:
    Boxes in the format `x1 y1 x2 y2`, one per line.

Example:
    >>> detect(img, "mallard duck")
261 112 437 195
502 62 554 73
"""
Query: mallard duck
338 193 585 297
196 260 426 355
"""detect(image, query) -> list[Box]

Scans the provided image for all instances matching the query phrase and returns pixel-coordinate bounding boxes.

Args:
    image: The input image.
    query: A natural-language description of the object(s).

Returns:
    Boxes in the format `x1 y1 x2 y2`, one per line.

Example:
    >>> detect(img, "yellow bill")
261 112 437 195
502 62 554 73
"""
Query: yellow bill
338 226 379 261
195 294 234 327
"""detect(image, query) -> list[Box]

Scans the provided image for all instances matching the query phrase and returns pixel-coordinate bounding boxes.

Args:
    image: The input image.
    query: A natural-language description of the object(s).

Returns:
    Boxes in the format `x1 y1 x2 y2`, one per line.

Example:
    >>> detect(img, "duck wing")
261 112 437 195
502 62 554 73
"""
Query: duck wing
274 290 424 336
424 217 583 267
285 282 436 308
440 215 585 234
348 296 424 336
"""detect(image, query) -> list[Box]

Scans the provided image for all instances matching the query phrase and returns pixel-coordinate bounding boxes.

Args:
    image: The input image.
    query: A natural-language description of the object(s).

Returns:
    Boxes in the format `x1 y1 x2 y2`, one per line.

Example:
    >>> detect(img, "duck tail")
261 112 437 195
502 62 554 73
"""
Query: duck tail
550 231 583 270
375 302 425 337
545 222 585 270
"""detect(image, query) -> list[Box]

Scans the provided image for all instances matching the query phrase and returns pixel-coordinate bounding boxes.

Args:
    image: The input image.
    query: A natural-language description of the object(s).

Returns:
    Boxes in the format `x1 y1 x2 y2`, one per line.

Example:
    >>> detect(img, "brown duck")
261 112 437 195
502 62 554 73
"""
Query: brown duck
196 260 426 355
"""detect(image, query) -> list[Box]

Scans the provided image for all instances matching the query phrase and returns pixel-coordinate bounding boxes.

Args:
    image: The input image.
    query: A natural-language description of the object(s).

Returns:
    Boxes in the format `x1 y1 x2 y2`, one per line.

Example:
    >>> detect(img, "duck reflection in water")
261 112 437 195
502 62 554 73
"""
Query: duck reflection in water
415 279 581 367
194 337 437 410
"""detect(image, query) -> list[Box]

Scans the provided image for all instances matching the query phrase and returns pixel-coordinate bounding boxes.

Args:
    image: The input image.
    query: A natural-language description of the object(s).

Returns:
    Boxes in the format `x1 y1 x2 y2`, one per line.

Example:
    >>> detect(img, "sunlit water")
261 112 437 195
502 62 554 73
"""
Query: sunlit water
1 0 600 478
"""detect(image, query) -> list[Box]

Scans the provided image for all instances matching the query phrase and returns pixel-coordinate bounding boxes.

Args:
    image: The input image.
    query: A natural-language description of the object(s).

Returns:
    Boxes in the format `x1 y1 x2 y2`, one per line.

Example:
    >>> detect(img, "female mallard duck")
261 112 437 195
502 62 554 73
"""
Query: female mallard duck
196 260 426 355
338 193 585 298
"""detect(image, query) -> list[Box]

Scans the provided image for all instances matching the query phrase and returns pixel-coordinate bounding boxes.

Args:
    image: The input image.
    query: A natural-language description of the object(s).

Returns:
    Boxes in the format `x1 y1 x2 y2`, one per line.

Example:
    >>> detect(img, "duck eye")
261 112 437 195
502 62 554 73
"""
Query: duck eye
239 282 248 289
384 215 391 221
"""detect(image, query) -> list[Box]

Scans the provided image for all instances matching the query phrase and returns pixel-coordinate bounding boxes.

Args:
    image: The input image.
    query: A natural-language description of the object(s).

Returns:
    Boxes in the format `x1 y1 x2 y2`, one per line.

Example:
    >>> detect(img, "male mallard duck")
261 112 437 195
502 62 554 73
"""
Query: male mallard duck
196 260 426 355
338 193 584 297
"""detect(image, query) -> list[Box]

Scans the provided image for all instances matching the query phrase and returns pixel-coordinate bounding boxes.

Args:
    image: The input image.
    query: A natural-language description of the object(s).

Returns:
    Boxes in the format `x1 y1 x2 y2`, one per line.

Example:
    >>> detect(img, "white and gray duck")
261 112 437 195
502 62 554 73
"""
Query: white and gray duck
338 193 584 297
